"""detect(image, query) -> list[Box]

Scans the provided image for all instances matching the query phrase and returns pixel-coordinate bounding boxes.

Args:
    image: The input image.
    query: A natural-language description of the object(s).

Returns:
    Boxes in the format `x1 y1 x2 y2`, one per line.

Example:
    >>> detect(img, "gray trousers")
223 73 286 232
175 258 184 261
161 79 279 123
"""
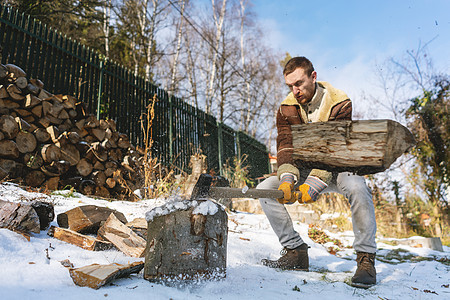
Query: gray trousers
257 172 377 253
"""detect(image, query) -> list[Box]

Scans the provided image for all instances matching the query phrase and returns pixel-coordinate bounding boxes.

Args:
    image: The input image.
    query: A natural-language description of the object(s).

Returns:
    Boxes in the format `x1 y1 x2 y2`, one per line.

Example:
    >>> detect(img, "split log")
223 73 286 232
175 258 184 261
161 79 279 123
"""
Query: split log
291 120 416 175
57 205 128 234
15 116 31 131
76 158 93 177
109 148 123 162
34 127 50 143
0 140 19 159
67 131 81 144
15 131 37 153
38 116 51 128
38 89 52 100
0 98 20 109
80 179 96 195
68 109 77 119
97 213 146 258
126 218 147 240
0 159 25 178
25 170 46 187
6 84 24 100
14 77 28 89
84 115 99 128
44 176 60 191
90 142 107 162
25 82 40 95
23 152 44 169
24 94 41 108
91 170 106 186
60 143 80 166
31 105 42 118
13 108 32 118
144 200 227 281
0 200 40 233
93 160 105 170
0 115 19 139
29 78 44 89
41 144 61 162
62 95 77 109
5 64 26 78
90 128 105 141
46 125 60 143
42 160 70 176
0 85 9 98
95 186 110 198
69 261 144 289
48 226 114 251
117 134 131 149
42 100 64 118
30 200 55 230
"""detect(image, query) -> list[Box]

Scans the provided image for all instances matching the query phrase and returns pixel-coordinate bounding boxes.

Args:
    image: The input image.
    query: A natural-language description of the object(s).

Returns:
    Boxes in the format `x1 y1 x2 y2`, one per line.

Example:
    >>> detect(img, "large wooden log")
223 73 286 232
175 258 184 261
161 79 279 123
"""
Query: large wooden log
0 115 19 139
0 158 25 178
144 199 227 281
57 205 128 234
15 131 37 153
291 120 416 175
25 170 46 187
0 140 19 159
97 213 146 258
69 261 144 289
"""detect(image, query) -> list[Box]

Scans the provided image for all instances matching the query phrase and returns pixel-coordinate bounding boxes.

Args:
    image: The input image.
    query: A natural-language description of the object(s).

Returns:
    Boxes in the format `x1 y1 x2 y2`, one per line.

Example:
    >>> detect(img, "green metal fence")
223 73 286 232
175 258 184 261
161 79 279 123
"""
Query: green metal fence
0 5 270 180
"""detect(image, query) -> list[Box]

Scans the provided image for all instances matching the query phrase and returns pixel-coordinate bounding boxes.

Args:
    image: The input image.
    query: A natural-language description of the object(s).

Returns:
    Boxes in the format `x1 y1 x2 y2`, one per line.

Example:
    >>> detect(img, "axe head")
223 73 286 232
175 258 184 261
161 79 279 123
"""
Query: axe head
190 174 229 200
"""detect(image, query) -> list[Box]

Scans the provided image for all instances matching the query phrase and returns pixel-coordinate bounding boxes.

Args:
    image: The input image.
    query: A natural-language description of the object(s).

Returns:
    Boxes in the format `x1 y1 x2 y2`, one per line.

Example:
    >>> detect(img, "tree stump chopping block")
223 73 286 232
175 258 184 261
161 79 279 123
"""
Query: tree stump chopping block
291 119 416 175
144 199 227 281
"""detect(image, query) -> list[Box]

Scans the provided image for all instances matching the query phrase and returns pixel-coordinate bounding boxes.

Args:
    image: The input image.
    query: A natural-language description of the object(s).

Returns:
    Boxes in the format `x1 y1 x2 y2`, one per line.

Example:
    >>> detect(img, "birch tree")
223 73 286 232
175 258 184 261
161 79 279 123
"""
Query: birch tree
168 0 186 95
204 0 227 114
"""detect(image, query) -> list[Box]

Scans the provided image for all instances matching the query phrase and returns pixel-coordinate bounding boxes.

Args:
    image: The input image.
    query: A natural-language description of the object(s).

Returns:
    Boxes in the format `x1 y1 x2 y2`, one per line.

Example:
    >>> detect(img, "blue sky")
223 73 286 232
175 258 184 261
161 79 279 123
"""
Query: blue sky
252 0 450 116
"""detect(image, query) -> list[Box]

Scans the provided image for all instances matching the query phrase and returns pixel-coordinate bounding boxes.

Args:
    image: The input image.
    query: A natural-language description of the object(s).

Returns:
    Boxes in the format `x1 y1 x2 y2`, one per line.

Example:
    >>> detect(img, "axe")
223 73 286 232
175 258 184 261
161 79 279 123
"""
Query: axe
190 174 286 200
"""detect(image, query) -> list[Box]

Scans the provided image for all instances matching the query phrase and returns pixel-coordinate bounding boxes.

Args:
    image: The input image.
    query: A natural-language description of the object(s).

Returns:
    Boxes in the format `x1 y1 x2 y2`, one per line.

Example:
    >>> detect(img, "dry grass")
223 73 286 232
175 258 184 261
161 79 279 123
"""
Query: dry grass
138 95 179 199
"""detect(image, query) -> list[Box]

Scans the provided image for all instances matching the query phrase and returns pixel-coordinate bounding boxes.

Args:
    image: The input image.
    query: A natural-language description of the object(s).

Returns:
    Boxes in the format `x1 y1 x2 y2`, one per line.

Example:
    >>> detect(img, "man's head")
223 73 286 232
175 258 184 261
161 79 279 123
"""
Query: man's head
283 57 317 105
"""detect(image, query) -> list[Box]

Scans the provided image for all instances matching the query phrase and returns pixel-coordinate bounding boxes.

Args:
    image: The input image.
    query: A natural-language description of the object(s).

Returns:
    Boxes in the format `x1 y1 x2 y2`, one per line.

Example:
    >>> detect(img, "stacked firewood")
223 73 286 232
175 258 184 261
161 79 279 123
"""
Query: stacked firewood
0 63 144 199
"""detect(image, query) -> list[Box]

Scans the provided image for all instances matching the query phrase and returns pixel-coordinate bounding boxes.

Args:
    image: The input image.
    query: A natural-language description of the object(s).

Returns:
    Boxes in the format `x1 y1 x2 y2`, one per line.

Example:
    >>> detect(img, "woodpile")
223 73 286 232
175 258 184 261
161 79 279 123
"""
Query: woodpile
0 63 145 199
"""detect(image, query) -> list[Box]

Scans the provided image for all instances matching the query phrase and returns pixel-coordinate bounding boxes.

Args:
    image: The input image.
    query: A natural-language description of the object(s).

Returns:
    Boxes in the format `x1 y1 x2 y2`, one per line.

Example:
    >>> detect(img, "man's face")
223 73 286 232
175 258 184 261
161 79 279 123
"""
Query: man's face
284 68 317 105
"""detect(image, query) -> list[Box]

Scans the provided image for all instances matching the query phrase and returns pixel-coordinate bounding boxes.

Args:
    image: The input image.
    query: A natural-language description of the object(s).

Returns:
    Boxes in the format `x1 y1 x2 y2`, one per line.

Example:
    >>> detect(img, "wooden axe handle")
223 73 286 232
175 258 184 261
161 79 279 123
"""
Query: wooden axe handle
209 187 285 199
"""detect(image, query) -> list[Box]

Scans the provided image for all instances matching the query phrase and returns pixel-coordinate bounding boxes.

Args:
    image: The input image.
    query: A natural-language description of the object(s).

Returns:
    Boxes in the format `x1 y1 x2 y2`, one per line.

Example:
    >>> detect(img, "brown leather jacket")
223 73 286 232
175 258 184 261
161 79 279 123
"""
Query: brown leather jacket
276 82 352 184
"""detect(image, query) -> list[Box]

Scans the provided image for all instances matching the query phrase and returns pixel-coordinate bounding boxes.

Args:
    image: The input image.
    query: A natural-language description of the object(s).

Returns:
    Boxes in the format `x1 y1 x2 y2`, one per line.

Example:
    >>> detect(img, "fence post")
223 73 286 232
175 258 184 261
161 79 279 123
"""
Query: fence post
235 131 241 160
96 59 105 119
217 122 223 176
168 95 174 162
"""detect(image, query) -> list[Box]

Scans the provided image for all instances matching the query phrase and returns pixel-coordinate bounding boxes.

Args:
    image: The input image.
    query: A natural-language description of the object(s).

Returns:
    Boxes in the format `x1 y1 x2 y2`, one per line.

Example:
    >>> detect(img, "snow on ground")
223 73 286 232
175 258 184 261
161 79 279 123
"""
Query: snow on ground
0 182 449 300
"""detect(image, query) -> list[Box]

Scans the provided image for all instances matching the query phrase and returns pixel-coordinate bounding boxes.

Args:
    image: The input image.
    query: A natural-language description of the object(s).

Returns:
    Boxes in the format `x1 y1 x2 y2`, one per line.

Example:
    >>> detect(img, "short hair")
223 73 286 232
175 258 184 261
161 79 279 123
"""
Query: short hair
283 56 314 77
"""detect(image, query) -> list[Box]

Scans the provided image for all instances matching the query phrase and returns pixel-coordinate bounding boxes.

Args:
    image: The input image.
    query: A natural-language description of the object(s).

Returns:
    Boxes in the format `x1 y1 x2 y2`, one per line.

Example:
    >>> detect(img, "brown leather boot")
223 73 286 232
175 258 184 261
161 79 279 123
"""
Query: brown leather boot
351 252 376 288
261 243 309 271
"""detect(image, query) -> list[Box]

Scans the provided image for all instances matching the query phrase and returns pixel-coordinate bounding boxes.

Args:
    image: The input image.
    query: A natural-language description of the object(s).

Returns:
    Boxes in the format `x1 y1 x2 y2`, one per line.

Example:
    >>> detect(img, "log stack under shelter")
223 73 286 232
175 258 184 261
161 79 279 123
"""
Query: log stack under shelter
0 63 146 199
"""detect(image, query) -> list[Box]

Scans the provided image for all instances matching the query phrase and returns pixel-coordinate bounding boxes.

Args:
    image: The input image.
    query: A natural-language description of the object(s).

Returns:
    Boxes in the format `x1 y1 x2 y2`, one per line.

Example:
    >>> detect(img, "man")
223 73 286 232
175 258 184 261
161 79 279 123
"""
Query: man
257 56 377 289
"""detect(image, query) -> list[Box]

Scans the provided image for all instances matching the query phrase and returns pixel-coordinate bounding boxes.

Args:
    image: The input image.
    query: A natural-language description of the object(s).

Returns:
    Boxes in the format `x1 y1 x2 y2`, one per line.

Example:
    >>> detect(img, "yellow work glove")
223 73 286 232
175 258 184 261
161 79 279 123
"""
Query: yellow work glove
298 176 328 204
277 173 298 204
